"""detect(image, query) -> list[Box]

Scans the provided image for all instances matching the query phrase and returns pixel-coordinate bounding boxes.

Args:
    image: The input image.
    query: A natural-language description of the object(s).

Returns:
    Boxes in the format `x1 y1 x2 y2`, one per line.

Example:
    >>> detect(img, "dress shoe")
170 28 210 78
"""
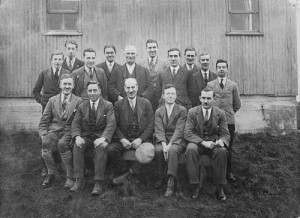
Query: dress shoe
227 173 237 183
112 171 130 185
154 177 163 189
164 177 175 197
91 181 105 196
64 178 75 189
216 188 226 202
191 184 200 199
41 167 48 177
42 174 54 188
70 178 85 192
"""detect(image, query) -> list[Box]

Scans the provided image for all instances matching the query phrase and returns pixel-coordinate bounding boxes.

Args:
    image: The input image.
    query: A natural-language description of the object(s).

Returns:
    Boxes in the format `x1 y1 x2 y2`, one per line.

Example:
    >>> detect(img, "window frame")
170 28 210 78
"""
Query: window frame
225 0 263 36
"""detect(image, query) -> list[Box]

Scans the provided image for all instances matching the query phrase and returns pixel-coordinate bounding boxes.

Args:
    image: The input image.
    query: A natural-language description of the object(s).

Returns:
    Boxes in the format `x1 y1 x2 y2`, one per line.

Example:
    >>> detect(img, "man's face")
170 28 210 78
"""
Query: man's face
87 84 101 102
51 54 64 68
60 78 74 95
146 42 158 59
185 50 196 65
199 54 211 71
65 43 77 59
163 87 177 104
124 46 137 65
200 91 214 109
168 50 181 67
216 62 228 78
83 52 96 68
124 79 138 99
104 47 115 63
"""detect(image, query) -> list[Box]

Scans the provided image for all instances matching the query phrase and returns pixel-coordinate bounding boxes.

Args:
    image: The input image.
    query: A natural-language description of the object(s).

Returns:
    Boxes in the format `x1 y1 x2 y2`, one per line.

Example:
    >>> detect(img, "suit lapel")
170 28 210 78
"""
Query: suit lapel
174 67 184 85
65 94 77 121
167 104 178 126
54 94 62 118
196 107 204 136
195 71 205 89
162 106 168 126
136 97 144 123
122 98 130 125
122 65 128 79
96 98 105 125
47 68 54 82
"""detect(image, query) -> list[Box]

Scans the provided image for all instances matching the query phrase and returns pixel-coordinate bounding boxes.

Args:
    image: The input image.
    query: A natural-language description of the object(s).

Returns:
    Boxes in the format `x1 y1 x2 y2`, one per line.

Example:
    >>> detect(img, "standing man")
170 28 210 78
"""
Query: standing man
190 52 217 107
62 40 84 73
182 47 198 72
155 48 193 110
184 88 230 201
108 45 154 104
107 78 154 186
140 39 168 110
70 81 116 195
207 59 241 182
38 74 82 188
154 84 187 197
72 48 108 100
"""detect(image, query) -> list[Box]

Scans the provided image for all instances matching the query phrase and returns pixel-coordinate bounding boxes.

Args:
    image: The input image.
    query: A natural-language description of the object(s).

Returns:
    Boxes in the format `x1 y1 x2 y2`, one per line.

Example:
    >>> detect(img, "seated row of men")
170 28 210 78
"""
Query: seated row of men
39 75 230 202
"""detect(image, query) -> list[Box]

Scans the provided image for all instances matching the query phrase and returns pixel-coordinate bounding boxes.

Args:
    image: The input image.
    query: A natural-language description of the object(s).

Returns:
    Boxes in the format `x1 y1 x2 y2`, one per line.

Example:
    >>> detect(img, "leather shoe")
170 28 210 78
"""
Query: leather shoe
216 188 226 202
191 184 200 199
42 174 54 188
64 178 75 189
70 178 85 192
227 173 237 183
164 177 175 197
154 177 163 189
91 181 105 196
112 172 130 185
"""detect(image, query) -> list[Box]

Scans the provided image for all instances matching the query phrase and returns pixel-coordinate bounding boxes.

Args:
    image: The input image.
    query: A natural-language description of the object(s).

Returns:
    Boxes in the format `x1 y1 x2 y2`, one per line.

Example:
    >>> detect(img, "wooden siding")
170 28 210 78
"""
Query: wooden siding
0 0 297 97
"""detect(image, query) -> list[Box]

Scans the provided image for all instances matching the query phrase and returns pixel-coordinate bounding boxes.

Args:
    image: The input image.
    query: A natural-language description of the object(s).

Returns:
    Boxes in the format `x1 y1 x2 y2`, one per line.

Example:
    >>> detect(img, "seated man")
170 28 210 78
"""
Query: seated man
70 81 116 196
154 84 187 196
38 74 82 188
107 78 154 186
184 88 230 201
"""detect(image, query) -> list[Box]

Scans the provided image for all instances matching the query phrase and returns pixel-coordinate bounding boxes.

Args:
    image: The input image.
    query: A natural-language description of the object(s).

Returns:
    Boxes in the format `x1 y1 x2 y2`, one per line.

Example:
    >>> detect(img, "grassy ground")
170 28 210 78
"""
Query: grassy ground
0 131 299 218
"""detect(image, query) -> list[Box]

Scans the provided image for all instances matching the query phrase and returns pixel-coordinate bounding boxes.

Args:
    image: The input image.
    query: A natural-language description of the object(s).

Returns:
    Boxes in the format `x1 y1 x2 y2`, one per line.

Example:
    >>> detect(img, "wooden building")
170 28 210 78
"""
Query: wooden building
0 0 297 132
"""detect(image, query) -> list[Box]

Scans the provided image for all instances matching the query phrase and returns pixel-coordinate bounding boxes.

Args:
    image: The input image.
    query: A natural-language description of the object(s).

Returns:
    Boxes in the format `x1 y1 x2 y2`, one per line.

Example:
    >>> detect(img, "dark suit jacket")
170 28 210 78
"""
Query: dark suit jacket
62 58 84 73
155 66 193 109
182 63 198 72
139 58 168 84
39 93 82 137
108 64 155 103
33 68 71 108
184 106 230 146
155 103 187 146
96 61 122 81
71 98 116 142
190 70 217 107
72 66 108 100
207 78 241 125
114 97 154 142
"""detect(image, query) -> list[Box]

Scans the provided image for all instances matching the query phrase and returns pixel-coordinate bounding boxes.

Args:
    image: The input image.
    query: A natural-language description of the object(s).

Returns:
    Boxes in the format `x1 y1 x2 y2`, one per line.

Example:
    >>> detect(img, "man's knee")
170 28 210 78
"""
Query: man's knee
41 149 52 159
185 143 198 155
213 148 228 160
57 140 70 153
168 144 180 156
155 143 163 154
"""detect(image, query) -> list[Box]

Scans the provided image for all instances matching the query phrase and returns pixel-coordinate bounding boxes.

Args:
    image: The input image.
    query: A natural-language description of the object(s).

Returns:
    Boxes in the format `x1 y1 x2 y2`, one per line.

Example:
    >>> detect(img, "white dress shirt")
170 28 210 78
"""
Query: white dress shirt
126 63 136 75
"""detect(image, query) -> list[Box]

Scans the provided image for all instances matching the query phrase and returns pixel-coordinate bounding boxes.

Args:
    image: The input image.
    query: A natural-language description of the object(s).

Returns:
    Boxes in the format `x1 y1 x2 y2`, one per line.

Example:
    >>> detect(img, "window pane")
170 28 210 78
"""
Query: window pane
229 0 258 11
229 14 259 31
63 14 78 30
47 13 63 30
48 0 78 13
47 13 78 31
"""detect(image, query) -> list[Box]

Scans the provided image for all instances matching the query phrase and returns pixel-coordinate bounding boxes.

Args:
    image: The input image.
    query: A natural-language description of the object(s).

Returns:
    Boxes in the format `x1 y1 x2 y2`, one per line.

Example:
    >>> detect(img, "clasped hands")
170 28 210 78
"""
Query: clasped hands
201 139 224 149
120 138 142 150
75 136 108 148
162 142 171 161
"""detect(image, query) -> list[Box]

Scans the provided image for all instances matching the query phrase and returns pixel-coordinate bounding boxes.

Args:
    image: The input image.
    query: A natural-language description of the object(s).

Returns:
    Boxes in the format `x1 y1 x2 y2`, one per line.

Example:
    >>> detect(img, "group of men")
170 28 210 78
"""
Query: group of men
33 39 241 202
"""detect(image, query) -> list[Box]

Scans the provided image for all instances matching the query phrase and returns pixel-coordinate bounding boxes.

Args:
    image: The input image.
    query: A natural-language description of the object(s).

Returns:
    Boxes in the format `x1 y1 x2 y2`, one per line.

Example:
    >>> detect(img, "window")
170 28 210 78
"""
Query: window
45 0 82 35
226 0 263 35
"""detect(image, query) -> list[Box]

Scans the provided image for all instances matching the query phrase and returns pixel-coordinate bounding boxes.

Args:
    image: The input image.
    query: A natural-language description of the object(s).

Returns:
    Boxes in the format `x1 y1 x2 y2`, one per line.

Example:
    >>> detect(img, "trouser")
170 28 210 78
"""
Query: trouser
155 143 184 179
227 124 236 175
73 135 108 181
185 143 227 185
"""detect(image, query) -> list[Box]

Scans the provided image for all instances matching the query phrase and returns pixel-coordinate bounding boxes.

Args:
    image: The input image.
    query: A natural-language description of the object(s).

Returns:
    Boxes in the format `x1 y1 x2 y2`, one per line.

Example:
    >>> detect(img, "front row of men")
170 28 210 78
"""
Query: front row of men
39 75 230 201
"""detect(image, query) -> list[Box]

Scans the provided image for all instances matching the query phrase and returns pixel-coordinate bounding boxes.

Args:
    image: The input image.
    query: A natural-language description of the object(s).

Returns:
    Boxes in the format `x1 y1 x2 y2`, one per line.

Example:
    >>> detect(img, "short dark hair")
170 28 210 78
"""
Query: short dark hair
146 39 158 47
216 59 228 68
201 87 215 97
87 81 101 90
199 52 211 59
83 48 96 57
104 45 116 54
184 47 196 55
164 84 176 93
60 74 73 82
168 48 181 57
65 40 78 49
50 50 64 61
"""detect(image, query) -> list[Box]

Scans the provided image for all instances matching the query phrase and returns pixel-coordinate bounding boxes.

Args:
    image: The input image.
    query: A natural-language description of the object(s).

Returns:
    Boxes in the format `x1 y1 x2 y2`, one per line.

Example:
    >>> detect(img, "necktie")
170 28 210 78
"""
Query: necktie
167 106 172 118
89 68 93 79
204 73 208 83
130 100 134 110
54 68 59 80
69 59 72 70
172 68 176 76
220 79 224 89
108 63 113 72
149 58 155 75
204 109 209 122
62 94 68 111
92 102 96 114
188 65 192 70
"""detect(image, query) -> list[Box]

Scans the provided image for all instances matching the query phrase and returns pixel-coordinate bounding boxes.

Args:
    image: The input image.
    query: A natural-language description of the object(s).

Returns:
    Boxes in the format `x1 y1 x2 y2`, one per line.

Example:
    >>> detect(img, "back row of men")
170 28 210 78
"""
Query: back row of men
33 39 241 202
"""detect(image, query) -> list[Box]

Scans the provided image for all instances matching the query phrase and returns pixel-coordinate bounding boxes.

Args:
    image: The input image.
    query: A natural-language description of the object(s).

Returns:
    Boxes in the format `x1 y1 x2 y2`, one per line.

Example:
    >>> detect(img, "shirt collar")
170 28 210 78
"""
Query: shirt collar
170 65 180 73
202 106 212 118
61 93 71 102
165 103 175 110
106 60 114 67
90 98 100 109
128 96 137 104
149 56 157 64
218 77 227 84
84 65 94 73
66 57 75 63
52 67 61 74
186 63 194 70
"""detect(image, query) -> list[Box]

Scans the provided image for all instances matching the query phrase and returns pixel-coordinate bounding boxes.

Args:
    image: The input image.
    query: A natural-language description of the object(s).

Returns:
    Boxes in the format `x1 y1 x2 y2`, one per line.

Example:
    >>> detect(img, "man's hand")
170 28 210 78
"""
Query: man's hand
201 141 216 149
131 138 142 149
120 138 131 150
75 136 85 148
117 95 124 101
162 142 171 160
215 140 224 147
94 137 106 148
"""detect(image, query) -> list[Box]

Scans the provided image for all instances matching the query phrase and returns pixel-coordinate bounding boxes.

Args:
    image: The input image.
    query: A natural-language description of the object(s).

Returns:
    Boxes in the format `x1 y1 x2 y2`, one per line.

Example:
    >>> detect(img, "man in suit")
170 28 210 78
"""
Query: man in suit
182 47 198 72
155 48 193 110
108 45 154 104
190 52 217 107
154 84 187 196
139 39 168 111
62 40 84 73
184 88 230 201
70 81 116 195
107 78 154 186
72 48 108 100
38 74 82 188
207 59 241 182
